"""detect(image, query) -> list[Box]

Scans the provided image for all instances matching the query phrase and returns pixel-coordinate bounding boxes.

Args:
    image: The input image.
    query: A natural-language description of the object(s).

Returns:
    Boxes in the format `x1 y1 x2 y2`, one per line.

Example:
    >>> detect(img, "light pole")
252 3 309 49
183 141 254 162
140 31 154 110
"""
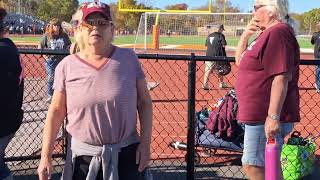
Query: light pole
18 0 21 14
224 0 226 25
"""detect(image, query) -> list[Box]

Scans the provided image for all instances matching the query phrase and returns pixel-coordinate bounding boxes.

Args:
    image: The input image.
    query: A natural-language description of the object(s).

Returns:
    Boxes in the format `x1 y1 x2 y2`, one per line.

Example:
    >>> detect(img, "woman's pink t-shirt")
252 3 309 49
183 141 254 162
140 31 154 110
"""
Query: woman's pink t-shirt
53 47 145 145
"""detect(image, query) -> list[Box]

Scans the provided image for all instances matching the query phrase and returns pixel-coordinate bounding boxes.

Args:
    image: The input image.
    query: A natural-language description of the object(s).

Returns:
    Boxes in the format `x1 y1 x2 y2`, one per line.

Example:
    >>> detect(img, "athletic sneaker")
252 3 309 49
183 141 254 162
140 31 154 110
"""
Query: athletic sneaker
219 82 229 89
315 83 320 93
46 96 52 103
202 85 212 90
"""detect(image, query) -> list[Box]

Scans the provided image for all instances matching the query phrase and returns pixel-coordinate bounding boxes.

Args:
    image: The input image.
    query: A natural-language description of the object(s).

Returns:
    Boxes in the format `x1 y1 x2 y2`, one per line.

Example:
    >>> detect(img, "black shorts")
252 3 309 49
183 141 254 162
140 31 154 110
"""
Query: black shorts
73 143 141 180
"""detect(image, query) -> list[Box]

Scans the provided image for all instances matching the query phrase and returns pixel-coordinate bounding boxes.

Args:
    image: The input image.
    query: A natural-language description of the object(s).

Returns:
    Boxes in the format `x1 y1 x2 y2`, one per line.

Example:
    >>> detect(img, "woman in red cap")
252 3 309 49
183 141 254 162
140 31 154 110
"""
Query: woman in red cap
37 1 153 180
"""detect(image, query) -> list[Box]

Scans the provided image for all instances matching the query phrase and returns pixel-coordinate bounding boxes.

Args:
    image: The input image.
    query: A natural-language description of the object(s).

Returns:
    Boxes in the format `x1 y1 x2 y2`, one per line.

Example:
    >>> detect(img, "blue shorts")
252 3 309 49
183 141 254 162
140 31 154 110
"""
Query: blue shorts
241 123 294 167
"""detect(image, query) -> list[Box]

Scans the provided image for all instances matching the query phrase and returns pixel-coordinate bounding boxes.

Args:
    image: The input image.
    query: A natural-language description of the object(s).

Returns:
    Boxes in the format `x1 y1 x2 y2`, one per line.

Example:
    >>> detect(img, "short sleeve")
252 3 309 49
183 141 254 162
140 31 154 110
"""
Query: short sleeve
205 37 209 46
53 58 67 92
261 29 295 77
311 32 318 45
221 34 227 46
129 49 145 80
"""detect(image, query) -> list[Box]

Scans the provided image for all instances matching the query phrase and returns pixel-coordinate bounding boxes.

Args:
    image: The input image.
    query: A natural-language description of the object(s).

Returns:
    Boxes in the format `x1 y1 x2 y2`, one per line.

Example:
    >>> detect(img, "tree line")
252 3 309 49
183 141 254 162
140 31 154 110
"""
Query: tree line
0 0 319 34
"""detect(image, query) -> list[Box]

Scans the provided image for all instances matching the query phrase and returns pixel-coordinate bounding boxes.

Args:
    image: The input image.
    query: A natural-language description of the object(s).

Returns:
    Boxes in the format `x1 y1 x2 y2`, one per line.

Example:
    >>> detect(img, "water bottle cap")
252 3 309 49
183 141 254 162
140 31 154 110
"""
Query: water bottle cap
267 138 275 144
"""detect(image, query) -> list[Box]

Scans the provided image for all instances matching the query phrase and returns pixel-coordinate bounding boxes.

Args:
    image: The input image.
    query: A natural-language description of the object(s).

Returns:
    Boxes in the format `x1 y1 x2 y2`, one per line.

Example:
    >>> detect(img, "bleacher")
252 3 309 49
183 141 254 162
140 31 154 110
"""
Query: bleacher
4 13 46 34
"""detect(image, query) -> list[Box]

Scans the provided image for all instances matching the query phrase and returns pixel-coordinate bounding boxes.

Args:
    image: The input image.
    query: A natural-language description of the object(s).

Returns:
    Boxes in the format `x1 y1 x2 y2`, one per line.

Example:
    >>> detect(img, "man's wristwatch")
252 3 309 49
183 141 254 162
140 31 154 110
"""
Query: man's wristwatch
268 114 280 121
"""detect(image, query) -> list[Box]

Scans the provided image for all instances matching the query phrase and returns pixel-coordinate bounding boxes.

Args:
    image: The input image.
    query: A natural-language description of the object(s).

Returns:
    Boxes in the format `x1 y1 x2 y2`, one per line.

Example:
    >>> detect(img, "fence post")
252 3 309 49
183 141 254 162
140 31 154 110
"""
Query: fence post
187 53 196 180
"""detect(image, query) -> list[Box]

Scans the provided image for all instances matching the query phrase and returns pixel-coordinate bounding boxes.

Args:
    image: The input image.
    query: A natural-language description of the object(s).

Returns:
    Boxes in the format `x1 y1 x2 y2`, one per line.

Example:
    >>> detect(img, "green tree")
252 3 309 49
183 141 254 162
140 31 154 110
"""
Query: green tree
303 8 320 34
37 0 78 22
165 3 188 10
113 0 150 33
192 0 240 13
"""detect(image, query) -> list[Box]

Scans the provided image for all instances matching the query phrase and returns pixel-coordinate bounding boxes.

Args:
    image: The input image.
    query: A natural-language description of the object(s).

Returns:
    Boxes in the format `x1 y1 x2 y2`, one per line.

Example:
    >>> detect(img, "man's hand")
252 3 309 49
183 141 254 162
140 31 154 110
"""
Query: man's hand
265 116 281 139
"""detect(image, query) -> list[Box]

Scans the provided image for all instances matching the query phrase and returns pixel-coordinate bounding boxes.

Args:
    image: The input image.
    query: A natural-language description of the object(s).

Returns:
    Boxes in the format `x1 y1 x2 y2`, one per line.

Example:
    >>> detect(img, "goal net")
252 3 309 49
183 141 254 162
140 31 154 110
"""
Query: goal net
134 12 252 53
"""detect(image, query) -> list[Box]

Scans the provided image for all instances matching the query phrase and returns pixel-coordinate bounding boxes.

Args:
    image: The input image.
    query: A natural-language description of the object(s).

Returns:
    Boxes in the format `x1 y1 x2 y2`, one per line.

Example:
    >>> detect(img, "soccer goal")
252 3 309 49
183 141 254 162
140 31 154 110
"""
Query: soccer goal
134 12 252 52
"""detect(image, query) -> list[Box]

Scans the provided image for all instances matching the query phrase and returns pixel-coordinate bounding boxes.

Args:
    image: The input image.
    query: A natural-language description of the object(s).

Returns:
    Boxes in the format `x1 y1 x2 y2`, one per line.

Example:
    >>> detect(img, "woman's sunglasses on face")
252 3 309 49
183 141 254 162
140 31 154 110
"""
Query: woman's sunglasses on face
253 5 266 12
83 19 113 27
70 19 113 29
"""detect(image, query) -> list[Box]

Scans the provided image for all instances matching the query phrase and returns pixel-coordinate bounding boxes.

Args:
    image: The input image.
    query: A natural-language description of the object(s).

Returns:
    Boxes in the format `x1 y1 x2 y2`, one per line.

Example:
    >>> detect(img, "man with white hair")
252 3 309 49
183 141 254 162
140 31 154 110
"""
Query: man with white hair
235 0 300 179
311 22 320 92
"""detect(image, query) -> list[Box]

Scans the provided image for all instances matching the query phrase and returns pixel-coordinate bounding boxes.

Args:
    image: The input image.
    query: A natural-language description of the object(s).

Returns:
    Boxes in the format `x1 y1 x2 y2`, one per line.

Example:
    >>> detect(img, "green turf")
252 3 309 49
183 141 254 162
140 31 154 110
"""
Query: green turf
9 35 314 49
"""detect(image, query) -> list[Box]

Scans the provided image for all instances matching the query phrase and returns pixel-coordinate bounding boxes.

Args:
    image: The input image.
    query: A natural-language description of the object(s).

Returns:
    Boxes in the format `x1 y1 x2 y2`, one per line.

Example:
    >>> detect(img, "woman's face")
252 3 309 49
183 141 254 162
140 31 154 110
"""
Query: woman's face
253 0 273 30
79 12 114 47
52 24 61 34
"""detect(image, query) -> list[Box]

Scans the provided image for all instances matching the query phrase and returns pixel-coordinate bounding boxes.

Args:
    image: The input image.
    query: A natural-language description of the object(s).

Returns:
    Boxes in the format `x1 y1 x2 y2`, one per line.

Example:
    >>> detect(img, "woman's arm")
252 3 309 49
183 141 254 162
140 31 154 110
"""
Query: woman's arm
235 34 249 66
137 78 153 145
265 72 291 138
41 90 67 158
38 90 67 179
136 78 153 171
235 18 260 66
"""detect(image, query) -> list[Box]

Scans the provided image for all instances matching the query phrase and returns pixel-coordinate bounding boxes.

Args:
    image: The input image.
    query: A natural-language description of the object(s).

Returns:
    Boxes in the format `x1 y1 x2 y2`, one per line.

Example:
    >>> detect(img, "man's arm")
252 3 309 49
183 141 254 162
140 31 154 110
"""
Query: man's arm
311 32 317 45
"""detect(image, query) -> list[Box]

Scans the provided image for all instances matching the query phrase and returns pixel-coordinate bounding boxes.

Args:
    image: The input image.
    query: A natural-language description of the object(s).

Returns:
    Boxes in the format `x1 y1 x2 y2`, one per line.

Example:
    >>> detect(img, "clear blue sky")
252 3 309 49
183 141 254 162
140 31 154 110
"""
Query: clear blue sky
79 0 317 14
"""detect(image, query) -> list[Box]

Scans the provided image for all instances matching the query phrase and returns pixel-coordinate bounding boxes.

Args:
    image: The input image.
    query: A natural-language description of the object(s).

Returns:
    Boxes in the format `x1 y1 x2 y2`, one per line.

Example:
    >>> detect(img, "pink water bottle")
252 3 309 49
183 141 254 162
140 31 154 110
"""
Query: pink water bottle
265 138 281 180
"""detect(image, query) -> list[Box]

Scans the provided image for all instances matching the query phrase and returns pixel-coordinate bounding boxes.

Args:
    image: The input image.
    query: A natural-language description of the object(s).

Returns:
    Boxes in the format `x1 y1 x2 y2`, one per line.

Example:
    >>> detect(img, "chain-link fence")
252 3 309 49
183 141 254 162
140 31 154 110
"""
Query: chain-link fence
5 49 320 180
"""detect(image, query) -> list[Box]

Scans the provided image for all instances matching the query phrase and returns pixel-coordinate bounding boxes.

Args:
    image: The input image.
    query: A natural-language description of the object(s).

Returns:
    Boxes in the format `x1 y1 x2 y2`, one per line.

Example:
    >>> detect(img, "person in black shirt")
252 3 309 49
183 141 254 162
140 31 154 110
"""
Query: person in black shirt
203 24 229 90
0 8 24 180
311 22 320 93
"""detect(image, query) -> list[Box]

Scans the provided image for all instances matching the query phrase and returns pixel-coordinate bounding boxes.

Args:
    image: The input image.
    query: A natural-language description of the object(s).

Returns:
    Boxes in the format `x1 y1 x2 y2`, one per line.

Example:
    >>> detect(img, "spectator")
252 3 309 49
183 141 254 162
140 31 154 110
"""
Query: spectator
37 2 153 180
0 7 24 180
311 22 320 92
203 24 229 90
235 0 300 179
38 18 71 103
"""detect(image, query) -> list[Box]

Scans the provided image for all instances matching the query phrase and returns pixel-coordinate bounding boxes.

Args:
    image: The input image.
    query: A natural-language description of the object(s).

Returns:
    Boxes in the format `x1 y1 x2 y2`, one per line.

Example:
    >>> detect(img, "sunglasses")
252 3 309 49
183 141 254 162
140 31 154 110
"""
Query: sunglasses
253 5 266 11
71 19 113 29
83 19 113 27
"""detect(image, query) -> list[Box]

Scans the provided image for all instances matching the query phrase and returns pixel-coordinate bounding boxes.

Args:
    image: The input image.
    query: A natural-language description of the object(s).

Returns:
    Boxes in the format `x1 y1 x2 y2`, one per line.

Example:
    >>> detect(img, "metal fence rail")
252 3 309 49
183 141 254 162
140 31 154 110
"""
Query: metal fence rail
5 49 320 179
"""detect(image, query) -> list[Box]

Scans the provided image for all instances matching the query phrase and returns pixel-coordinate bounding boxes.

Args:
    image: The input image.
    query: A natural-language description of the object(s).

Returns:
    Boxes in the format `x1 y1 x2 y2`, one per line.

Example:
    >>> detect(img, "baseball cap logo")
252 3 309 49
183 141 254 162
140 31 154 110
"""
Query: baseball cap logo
81 0 112 21
87 0 106 9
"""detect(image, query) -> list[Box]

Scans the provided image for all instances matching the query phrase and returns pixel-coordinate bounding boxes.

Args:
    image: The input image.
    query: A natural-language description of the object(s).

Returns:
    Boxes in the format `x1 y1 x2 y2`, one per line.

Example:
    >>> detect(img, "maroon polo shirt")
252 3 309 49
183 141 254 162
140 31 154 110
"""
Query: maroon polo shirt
235 23 300 124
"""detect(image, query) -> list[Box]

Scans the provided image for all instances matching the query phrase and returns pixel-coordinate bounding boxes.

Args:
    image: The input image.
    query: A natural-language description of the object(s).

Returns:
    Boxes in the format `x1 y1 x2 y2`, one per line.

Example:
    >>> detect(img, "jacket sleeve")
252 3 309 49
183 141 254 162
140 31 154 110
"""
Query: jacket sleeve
311 32 318 45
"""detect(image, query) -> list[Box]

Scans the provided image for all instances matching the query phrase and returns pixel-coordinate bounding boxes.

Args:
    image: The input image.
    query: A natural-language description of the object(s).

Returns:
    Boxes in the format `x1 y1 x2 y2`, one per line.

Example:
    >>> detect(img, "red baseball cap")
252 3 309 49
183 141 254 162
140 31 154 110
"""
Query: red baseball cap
81 1 112 20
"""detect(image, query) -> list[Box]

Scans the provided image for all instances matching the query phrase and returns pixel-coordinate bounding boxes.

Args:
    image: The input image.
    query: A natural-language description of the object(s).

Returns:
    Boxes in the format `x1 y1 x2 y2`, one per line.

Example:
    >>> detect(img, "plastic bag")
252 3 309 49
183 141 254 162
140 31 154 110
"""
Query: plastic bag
281 131 316 180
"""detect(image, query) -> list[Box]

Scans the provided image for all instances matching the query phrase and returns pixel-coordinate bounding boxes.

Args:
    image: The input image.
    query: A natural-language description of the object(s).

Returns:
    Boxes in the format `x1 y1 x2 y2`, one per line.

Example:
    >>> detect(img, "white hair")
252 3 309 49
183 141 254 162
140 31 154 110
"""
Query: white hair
256 0 299 34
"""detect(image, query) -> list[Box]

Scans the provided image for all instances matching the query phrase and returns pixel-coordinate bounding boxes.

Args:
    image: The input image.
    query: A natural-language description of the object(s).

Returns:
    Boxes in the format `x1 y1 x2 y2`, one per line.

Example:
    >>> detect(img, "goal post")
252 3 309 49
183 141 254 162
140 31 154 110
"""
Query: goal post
134 12 252 51
118 0 213 13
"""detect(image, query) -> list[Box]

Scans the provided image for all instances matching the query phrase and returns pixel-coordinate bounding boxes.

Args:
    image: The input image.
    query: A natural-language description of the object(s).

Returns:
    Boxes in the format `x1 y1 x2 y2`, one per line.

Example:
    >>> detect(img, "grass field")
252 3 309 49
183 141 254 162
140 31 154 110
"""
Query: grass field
9 35 314 49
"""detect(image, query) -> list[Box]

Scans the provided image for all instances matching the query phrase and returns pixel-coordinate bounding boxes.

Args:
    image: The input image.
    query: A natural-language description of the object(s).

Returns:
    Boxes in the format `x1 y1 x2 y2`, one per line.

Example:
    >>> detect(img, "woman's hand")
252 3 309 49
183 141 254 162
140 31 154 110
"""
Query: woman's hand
37 157 53 180
243 17 260 37
265 116 281 139
136 142 151 172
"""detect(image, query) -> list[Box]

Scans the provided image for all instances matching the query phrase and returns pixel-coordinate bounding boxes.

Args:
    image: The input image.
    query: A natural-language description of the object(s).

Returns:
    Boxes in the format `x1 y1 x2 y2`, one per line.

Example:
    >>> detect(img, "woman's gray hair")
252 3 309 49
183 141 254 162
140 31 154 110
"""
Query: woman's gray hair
258 0 299 34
